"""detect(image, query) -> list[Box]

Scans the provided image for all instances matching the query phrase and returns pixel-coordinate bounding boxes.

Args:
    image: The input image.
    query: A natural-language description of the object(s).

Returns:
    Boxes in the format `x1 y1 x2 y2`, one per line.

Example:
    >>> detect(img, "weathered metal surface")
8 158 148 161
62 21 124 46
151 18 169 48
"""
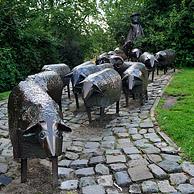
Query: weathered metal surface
82 68 122 108
123 62 148 89
72 64 100 90
8 80 71 159
139 52 157 81
110 55 132 76
122 62 148 105
72 62 115 109
26 71 63 110
97 63 114 70
155 49 176 74
139 52 157 69
96 53 110 65
52 156 58 187
42 63 71 87
71 64 100 109
21 159 27 183
131 48 142 61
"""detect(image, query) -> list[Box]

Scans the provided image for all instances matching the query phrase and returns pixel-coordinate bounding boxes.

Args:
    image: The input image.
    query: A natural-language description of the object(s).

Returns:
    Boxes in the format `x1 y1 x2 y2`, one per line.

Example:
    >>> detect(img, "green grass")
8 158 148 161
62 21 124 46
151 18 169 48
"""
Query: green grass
156 68 194 162
0 91 10 101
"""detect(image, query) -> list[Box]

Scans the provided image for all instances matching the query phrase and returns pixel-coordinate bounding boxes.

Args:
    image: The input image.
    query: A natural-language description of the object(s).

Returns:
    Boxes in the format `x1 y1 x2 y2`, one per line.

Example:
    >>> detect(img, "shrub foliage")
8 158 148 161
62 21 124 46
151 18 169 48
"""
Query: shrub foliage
0 0 193 92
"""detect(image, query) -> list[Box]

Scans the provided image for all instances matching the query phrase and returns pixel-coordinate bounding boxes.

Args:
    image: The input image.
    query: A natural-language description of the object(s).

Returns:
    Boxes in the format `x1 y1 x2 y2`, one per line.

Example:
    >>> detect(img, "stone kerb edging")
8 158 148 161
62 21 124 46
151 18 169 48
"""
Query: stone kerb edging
150 72 179 149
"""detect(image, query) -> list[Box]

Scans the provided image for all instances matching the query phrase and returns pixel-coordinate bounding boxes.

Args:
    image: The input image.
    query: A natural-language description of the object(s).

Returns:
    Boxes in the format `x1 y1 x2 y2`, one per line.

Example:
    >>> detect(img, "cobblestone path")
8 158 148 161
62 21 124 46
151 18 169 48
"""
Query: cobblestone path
0 71 194 193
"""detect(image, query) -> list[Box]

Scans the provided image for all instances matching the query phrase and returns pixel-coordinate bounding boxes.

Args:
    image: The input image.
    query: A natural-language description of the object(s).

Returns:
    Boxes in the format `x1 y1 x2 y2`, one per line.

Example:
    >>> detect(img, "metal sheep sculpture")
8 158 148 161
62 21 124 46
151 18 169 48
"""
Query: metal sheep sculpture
96 52 110 65
97 63 114 70
130 48 142 62
139 52 158 82
42 63 71 99
70 62 113 109
8 81 71 187
70 63 100 109
155 49 176 74
110 55 132 76
26 71 64 111
122 62 148 106
81 68 122 123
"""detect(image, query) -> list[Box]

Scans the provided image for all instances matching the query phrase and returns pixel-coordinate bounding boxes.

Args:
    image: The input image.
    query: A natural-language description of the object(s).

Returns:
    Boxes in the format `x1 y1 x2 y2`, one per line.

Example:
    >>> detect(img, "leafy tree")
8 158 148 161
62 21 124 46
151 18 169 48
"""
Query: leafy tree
0 0 107 91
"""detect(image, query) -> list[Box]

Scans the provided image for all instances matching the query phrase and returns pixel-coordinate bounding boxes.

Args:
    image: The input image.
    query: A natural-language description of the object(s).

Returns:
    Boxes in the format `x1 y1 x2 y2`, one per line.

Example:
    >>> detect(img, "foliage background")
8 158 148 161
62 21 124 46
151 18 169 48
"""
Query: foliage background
0 0 193 92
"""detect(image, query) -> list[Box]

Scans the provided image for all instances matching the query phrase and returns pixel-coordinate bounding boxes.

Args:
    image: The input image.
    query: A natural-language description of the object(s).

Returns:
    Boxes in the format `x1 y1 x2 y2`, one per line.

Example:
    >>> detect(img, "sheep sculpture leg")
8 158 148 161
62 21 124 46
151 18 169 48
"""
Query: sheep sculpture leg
52 156 58 187
164 67 167 74
67 84 71 99
151 69 155 82
21 158 27 183
85 104 92 123
116 101 120 114
74 92 79 109
100 107 105 116
140 90 144 105
145 90 148 100
125 93 129 107
157 67 159 75
173 65 176 72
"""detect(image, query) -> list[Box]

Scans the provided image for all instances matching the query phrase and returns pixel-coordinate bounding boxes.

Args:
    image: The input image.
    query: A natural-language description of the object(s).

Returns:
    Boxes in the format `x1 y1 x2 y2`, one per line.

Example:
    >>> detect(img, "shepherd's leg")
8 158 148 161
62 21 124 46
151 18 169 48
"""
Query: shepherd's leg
21 158 27 183
52 156 58 188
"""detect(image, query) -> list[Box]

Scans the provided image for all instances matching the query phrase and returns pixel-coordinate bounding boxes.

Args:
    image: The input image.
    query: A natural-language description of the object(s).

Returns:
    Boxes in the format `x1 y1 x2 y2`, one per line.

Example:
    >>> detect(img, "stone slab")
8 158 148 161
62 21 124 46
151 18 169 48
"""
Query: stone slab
97 175 113 186
114 171 131 186
75 167 95 177
128 165 153 182
106 155 126 164
60 180 78 190
82 185 105 194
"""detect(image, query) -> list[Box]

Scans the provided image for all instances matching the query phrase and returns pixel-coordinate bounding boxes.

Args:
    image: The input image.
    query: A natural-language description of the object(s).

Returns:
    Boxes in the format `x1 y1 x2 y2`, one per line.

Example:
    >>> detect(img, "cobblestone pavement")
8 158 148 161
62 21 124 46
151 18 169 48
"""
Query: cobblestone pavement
0 70 194 193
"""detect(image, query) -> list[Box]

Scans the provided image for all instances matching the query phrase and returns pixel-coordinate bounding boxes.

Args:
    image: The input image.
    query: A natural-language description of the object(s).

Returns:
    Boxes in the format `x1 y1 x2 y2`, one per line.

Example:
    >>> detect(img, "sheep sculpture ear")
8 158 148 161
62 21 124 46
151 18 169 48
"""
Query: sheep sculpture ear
93 85 103 95
154 57 158 63
64 72 73 79
81 80 103 99
22 123 42 137
57 122 72 132
82 81 93 99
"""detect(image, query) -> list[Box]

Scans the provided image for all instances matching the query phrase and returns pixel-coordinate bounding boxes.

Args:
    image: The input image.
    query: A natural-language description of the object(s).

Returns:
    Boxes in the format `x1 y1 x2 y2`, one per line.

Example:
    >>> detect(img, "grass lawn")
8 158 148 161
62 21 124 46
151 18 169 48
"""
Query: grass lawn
156 68 194 162
0 91 10 101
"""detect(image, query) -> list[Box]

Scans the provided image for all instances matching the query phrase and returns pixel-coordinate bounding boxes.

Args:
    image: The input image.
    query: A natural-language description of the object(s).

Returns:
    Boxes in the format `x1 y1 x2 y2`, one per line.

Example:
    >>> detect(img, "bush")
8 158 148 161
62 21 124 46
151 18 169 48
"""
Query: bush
59 39 84 69
13 33 60 78
0 48 19 92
